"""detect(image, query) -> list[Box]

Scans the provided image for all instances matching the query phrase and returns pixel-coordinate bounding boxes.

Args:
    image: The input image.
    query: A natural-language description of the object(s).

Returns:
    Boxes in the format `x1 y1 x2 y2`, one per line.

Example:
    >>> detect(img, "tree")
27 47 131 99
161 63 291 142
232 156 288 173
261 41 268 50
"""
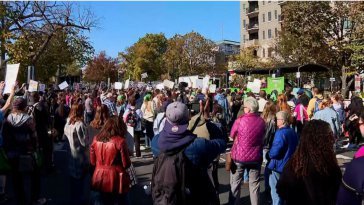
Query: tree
119 33 168 81
0 1 96 77
83 51 119 83
277 1 364 96
163 31 215 77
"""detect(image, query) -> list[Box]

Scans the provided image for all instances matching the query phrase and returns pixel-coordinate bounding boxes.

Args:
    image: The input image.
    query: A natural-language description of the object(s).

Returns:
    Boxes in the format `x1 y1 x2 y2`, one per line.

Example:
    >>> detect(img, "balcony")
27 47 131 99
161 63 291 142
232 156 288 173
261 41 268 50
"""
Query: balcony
247 23 259 33
243 39 259 48
246 7 259 17
278 1 286 5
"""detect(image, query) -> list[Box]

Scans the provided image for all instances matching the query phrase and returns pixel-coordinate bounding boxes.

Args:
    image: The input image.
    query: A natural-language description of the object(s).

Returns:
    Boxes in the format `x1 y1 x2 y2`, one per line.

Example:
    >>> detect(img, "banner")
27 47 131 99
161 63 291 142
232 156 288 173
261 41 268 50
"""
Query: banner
4 64 20 94
58 81 69 90
266 77 284 94
114 82 122 90
28 80 38 92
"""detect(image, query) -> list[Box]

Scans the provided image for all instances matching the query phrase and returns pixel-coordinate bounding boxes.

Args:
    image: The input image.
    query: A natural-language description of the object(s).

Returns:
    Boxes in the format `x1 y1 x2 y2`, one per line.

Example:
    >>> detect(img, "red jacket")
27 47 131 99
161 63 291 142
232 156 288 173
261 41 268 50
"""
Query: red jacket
90 136 131 194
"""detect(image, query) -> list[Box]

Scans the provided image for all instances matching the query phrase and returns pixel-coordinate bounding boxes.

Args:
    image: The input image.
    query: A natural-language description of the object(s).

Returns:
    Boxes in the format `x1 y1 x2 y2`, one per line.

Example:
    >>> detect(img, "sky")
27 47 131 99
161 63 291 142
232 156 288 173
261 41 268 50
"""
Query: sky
79 1 240 58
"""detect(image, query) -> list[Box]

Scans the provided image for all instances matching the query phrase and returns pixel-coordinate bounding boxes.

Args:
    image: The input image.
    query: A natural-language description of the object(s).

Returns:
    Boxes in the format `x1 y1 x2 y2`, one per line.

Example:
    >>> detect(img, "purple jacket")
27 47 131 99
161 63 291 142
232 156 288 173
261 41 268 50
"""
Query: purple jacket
230 113 265 163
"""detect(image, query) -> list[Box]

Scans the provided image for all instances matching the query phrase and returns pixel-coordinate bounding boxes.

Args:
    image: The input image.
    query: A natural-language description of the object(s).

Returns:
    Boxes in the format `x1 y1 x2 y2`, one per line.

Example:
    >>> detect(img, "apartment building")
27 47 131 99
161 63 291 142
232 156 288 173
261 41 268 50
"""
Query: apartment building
240 1 283 60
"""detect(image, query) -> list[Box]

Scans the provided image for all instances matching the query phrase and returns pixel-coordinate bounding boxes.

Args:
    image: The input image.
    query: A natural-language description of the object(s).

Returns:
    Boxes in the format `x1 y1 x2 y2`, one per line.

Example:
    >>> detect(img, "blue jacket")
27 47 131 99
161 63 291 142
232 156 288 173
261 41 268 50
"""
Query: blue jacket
313 107 341 137
268 126 298 173
152 134 226 169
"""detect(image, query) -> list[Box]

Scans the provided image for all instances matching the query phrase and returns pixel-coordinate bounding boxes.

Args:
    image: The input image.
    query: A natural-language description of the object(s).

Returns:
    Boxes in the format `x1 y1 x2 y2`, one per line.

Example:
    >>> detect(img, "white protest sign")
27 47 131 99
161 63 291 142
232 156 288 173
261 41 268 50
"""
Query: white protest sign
58 81 69 90
124 79 130 89
156 83 164 90
4 64 20 94
141 73 148 79
247 79 261 93
114 82 123 90
39 84 46 92
194 79 203 89
163 80 175 89
28 80 38 92
203 75 210 89
209 84 217 93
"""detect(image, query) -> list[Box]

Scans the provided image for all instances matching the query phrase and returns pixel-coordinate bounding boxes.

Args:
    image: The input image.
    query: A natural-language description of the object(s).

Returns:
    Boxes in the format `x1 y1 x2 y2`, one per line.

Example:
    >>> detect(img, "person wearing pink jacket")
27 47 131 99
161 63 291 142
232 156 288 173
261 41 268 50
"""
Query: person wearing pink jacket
228 97 266 205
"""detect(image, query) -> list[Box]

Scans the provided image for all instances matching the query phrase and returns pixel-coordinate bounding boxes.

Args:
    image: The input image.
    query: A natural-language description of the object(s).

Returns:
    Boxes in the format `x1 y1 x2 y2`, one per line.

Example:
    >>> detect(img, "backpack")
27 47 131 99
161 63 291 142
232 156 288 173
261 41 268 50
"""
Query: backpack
151 144 218 205
313 97 322 114
126 108 138 127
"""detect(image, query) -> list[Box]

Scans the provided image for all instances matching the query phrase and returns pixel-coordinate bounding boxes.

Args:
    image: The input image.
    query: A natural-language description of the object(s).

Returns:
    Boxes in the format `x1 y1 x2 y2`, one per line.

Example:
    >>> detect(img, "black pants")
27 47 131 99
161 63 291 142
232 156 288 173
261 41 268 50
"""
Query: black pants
142 119 154 141
134 131 142 157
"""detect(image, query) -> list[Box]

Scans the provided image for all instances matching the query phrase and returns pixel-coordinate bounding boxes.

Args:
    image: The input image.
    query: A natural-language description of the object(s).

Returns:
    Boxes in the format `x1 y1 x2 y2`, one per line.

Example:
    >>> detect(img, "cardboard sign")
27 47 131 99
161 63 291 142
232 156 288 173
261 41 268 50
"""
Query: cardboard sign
114 82 123 90
203 75 210 89
209 84 217 93
195 79 203 89
124 79 130 89
163 80 175 89
39 84 46 92
28 80 38 92
58 81 69 90
141 73 148 79
4 64 20 94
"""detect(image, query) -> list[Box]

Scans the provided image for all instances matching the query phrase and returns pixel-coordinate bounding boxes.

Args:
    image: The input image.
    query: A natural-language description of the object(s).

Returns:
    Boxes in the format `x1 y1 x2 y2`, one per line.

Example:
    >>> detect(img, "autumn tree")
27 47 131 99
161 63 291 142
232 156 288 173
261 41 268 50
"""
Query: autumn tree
0 1 96 78
83 51 119 83
277 1 364 96
119 33 167 81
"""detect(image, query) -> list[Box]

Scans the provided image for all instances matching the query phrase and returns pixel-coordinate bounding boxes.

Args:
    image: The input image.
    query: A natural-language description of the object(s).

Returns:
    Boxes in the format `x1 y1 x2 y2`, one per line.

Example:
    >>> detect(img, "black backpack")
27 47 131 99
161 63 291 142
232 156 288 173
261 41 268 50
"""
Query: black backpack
126 108 138 127
151 145 218 205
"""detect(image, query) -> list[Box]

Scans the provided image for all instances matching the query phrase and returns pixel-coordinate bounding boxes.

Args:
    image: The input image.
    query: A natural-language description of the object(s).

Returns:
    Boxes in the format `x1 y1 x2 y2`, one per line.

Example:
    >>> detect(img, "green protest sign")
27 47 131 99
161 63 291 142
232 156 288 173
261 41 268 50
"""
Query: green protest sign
266 77 284 95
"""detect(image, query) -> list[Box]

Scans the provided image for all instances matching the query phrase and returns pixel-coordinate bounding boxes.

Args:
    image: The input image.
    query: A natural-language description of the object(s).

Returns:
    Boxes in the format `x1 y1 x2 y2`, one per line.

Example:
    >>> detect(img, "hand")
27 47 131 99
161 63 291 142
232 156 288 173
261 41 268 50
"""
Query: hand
349 114 358 121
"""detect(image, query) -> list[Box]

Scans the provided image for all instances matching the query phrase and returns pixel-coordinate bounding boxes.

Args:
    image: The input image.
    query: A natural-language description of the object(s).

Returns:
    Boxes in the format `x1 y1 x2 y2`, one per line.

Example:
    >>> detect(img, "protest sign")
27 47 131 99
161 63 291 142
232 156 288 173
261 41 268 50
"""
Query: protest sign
114 82 123 90
28 80 38 92
39 84 46 92
58 81 69 90
195 79 203 89
124 79 130 89
141 73 148 79
209 84 217 93
163 80 175 89
266 77 284 94
4 64 20 94
203 75 210 89
156 83 164 90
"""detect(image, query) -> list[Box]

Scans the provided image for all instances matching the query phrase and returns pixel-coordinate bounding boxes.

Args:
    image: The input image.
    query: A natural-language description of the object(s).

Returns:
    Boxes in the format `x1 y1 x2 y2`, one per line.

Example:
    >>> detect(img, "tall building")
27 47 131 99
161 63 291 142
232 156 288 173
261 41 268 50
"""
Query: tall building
240 1 284 60
214 40 240 72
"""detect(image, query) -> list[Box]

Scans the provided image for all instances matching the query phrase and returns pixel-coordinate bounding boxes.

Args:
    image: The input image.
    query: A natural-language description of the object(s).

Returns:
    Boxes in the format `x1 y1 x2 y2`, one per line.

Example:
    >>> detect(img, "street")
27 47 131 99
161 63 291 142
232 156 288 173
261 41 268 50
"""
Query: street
2 141 356 205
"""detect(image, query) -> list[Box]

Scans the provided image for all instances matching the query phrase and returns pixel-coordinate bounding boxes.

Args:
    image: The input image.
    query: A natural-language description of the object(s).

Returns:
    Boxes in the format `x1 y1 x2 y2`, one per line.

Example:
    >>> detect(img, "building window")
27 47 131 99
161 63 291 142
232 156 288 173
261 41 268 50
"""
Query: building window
243 3 245 10
275 28 278 37
263 14 265 22
268 12 272 21
275 10 277 19
344 18 351 29
268 29 272 38
262 1 265 5
268 0 271 3
263 48 266 58
263 30 265 39
243 20 246 30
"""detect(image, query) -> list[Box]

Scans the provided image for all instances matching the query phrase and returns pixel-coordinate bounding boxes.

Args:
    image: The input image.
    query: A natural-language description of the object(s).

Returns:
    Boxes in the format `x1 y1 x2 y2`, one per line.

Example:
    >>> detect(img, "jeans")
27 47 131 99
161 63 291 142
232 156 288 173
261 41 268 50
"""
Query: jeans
228 163 261 205
269 171 283 205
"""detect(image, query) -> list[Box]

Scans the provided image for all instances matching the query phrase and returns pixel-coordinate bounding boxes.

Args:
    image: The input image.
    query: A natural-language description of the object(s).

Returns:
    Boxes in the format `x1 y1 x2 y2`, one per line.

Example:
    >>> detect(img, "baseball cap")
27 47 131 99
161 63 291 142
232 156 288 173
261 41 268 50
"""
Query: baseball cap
164 102 189 134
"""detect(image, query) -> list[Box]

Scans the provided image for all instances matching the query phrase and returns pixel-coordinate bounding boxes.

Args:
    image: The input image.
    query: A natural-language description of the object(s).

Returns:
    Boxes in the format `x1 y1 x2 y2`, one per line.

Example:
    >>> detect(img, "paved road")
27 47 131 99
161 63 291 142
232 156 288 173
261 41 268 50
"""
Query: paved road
2 140 357 205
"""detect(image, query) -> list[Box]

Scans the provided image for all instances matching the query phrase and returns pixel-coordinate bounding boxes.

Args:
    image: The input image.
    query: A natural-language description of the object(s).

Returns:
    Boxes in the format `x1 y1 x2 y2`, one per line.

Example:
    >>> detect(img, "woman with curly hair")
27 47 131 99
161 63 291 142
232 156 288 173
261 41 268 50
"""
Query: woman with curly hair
277 120 342 205
277 94 291 113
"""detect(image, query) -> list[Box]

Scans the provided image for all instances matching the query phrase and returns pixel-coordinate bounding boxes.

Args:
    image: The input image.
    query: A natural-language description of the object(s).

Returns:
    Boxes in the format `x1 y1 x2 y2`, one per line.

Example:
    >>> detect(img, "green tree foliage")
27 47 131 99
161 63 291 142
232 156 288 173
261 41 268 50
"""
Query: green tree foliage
277 1 364 96
0 1 96 79
120 33 168 81
83 51 119 83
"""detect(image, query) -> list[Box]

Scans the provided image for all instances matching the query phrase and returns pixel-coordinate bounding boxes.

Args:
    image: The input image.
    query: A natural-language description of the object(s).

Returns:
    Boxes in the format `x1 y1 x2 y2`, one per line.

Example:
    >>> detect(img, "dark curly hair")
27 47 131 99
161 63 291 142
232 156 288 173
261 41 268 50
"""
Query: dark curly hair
286 120 339 177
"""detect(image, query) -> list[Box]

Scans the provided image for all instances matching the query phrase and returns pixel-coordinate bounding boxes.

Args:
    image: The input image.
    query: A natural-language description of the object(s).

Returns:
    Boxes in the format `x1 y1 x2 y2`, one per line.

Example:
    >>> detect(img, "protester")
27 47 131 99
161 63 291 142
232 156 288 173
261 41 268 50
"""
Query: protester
153 101 168 136
331 93 345 125
277 120 342 205
313 98 341 139
84 93 94 125
344 96 364 149
293 89 309 135
258 90 267 113
88 104 110 146
151 102 226 205
141 93 155 141
54 97 70 142
214 88 230 124
3 96 44 205
63 104 88 205
90 117 131 205
307 87 324 119
268 111 299 205
228 97 265 205
102 92 118 116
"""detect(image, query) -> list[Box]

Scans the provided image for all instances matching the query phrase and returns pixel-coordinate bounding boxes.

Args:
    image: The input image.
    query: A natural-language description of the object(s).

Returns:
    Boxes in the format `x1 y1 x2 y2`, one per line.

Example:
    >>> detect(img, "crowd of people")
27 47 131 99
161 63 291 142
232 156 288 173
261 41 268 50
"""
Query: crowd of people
0 80 363 205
